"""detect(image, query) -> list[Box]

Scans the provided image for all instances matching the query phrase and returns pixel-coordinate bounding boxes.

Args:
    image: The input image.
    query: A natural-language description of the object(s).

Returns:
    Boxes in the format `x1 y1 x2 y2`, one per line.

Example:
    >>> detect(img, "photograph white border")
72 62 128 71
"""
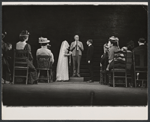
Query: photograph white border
2 2 148 120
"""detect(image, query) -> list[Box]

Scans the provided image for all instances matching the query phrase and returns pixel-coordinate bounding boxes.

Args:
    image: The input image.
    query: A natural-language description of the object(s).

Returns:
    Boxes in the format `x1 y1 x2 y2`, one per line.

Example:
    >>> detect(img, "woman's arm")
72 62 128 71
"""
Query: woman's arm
64 50 72 56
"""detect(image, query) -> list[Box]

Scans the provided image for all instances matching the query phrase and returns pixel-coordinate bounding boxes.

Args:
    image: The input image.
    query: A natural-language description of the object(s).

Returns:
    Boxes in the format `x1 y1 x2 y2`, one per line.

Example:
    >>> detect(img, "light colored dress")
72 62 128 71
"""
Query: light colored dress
56 41 70 81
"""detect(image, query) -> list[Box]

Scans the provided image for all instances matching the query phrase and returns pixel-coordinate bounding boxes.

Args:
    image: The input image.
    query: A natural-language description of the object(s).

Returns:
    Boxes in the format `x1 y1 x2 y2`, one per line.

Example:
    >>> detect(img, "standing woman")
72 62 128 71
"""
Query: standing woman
56 40 72 82
16 30 38 84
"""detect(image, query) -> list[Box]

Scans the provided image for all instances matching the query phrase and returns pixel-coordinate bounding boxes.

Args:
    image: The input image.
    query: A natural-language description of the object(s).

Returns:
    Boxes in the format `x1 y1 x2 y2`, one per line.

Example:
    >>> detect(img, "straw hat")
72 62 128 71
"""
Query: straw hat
39 37 50 43
109 36 119 42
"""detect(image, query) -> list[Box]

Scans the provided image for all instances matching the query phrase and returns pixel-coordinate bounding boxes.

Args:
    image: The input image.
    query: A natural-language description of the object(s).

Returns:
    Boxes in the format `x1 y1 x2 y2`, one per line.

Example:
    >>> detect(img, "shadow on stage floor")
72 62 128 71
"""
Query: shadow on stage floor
2 82 147 106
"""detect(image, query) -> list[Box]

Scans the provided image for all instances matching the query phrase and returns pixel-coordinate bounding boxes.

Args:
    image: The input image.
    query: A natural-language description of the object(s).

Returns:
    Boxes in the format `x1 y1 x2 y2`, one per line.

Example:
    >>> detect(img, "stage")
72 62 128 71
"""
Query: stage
2 82 147 106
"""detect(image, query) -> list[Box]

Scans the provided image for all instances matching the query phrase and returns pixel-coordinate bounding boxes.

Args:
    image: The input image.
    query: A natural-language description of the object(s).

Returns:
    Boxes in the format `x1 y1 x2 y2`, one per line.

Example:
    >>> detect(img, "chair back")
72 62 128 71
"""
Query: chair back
37 55 52 70
14 49 29 67
113 51 127 69
133 49 147 70
126 52 132 70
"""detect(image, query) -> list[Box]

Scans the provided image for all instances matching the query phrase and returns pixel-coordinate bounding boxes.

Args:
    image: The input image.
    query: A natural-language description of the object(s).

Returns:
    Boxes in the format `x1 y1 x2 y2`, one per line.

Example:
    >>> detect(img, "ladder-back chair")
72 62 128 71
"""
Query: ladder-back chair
36 55 52 83
133 49 147 87
13 50 29 84
111 51 127 87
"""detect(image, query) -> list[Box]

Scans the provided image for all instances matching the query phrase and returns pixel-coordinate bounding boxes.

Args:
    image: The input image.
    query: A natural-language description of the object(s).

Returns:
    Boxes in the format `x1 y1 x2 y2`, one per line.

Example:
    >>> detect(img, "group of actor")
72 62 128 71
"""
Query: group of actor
1 30 147 84
1 30 95 84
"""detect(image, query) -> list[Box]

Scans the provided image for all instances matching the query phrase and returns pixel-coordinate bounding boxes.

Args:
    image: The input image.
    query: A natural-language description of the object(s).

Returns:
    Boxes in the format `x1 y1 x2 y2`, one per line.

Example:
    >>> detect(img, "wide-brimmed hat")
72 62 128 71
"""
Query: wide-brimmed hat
19 30 30 37
138 38 146 43
39 37 50 43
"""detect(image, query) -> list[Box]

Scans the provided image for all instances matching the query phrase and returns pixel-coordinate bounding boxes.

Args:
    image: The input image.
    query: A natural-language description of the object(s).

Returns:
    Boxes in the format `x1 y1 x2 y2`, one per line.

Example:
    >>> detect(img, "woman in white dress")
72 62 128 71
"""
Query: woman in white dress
56 40 72 81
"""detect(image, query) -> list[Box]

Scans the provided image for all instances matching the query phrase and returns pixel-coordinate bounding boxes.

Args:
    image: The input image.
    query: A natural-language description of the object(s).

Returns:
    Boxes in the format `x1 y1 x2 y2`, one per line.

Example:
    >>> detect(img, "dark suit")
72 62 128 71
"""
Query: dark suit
87 44 94 81
133 45 147 52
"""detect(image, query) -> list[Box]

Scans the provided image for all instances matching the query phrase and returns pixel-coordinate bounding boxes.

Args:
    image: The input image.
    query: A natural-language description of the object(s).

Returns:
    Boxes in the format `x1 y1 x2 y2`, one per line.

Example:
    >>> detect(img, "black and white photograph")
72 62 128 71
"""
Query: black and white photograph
1 2 148 120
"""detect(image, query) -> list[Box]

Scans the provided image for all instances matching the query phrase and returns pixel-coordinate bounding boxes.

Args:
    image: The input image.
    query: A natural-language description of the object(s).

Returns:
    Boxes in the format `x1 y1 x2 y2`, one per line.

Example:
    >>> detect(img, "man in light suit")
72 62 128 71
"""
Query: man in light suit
70 35 84 77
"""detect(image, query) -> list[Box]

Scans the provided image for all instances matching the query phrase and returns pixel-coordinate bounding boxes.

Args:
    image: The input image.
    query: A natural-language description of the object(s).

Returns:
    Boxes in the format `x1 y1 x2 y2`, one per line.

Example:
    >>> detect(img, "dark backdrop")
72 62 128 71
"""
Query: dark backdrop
2 5 148 80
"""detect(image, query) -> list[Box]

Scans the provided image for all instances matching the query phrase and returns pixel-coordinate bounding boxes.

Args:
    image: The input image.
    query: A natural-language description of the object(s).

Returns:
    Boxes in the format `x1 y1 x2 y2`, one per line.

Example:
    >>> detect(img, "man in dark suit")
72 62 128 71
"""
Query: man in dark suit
133 38 147 52
86 39 94 83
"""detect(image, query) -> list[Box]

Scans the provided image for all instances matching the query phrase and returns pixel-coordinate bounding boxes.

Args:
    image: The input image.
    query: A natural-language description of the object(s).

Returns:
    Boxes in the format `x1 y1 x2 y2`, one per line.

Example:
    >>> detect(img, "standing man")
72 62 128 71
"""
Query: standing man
86 39 94 83
70 35 84 77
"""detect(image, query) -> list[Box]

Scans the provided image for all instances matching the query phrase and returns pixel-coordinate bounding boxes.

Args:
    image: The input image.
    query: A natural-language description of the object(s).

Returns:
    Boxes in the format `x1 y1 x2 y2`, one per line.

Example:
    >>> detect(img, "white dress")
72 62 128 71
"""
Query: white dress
56 41 70 81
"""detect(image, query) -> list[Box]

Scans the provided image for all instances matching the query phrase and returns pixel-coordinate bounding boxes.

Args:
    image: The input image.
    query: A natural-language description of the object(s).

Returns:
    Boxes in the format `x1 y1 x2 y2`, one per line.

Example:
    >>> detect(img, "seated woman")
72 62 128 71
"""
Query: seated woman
16 30 38 84
36 37 54 82
36 37 54 63
106 36 120 71
2 32 12 83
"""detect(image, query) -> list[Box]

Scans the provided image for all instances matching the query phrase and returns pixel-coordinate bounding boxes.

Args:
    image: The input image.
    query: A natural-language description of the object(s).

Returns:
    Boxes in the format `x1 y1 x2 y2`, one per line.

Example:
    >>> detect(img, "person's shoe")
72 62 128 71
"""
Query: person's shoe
77 74 80 77
72 74 76 77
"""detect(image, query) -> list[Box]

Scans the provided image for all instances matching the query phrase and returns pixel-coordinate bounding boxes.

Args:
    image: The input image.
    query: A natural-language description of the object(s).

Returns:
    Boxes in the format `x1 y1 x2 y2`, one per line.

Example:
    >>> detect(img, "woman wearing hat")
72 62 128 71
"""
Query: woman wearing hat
106 36 120 70
36 37 54 63
16 30 38 84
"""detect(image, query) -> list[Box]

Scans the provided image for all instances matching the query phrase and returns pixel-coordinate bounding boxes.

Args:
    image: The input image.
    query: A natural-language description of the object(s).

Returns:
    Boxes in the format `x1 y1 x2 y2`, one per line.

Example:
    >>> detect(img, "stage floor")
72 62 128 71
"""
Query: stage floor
2 82 147 106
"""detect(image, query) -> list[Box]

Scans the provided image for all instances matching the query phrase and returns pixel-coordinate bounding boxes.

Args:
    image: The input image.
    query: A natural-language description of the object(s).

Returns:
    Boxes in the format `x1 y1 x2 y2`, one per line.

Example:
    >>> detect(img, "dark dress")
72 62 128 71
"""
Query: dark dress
2 40 11 81
17 43 38 84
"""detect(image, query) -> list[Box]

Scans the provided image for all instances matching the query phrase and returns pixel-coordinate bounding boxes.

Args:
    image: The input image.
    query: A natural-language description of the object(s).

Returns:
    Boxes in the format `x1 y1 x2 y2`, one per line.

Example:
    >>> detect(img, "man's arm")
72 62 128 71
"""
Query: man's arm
78 42 84 51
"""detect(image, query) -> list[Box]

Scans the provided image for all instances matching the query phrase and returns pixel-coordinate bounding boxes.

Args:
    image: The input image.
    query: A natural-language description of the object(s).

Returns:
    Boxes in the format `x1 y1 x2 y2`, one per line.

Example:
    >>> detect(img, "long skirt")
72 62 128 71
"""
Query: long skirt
27 60 38 84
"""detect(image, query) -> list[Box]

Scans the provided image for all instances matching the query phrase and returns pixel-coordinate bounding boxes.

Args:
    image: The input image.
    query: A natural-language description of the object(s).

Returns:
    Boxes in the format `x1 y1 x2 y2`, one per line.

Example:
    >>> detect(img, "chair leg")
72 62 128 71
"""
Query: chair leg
100 71 103 84
47 70 50 83
142 80 144 87
113 72 115 87
26 69 28 85
104 73 107 84
37 70 40 81
134 73 137 88
51 70 53 82
125 73 127 87
13 68 15 84
50 70 52 82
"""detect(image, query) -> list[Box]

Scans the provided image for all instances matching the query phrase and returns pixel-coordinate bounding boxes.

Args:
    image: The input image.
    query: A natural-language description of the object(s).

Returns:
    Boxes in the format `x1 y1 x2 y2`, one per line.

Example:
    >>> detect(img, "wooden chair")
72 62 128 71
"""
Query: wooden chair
13 50 29 84
36 55 53 83
133 49 147 87
111 51 127 87
126 52 133 86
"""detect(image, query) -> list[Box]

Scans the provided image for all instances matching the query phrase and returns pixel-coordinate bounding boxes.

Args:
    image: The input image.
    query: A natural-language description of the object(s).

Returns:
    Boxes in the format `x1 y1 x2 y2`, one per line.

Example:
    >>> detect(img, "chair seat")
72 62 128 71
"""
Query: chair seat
114 76 126 78
15 62 27 64
37 68 51 70
136 79 147 81
15 76 27 78
112 69 126 72
135 71 147 73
